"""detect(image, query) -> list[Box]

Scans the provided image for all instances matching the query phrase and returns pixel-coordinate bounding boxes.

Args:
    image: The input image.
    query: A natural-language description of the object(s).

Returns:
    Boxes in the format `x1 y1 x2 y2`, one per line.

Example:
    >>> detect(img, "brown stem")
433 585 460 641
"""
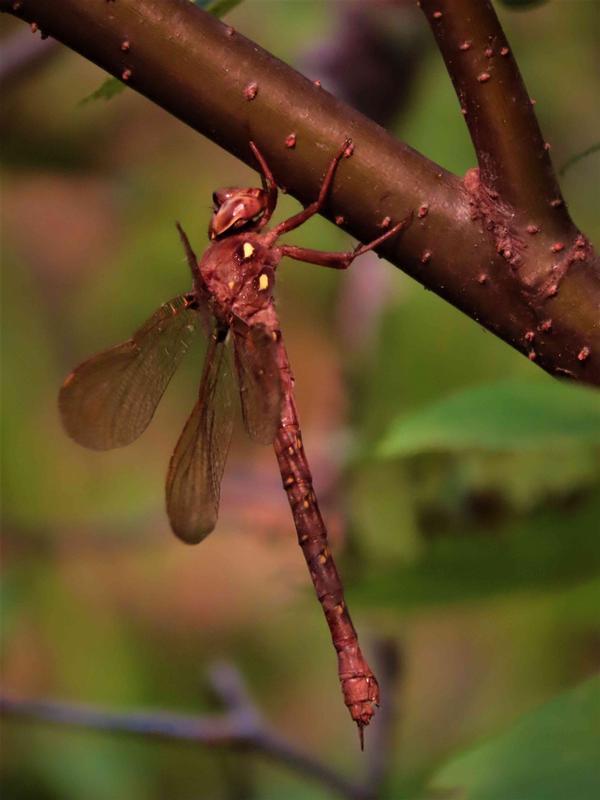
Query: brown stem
419 0 565 225
1 0 598 385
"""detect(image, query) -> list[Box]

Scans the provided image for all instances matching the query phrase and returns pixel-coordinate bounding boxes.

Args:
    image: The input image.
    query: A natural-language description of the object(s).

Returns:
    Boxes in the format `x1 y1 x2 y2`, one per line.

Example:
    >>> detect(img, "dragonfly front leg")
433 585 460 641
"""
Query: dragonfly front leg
249 141 278 228
264 138 352 244
277 213 413 269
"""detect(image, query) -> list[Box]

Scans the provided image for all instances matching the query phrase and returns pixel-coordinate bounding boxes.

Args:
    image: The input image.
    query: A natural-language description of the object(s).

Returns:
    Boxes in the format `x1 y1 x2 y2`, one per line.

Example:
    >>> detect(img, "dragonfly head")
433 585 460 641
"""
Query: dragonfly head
209 187 269 240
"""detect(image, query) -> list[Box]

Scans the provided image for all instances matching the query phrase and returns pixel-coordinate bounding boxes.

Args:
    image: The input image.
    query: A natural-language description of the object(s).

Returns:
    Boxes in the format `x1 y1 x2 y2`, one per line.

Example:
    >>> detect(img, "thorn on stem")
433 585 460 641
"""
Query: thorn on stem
244 81 258 101
577 346 591 362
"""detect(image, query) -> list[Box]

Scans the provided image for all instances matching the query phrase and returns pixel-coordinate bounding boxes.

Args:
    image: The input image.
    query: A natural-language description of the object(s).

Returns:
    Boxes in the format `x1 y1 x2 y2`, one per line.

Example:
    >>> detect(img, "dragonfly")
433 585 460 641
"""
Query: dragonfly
59 139 411 745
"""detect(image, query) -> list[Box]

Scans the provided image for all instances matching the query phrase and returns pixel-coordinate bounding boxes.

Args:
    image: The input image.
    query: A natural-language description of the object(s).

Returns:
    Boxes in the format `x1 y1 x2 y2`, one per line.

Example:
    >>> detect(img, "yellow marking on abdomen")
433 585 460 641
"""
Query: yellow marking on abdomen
258 273 269 290
242 242 255 259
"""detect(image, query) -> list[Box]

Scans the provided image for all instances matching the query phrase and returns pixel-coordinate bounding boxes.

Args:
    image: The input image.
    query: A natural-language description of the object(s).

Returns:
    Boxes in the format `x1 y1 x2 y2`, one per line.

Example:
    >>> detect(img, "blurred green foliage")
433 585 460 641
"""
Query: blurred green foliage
428 675 600 800
1 1 599 799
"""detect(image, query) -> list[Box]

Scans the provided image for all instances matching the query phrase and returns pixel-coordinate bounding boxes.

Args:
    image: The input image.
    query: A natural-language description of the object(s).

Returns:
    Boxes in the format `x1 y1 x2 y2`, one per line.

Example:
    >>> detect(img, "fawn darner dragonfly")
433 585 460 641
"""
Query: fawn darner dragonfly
59 140 410 744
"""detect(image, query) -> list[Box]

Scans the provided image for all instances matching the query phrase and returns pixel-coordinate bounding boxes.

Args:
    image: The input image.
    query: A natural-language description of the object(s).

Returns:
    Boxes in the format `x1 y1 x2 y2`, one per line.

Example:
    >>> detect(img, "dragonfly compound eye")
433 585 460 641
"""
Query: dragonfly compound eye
209 189 269 239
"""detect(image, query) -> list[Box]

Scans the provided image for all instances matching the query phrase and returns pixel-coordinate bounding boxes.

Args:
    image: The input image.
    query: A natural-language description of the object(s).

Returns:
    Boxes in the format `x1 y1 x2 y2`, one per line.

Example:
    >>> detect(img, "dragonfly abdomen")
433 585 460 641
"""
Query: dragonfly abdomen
273 344 379 740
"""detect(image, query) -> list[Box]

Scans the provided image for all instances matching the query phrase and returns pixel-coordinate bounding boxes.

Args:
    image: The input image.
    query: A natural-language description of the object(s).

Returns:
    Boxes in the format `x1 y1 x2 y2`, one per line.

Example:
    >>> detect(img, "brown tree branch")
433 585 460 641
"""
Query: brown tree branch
420 0 564 223
1 0 598 384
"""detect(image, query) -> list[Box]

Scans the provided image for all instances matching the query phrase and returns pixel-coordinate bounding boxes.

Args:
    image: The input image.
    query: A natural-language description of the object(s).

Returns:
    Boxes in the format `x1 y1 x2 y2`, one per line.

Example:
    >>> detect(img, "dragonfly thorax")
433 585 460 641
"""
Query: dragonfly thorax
199 232 280 326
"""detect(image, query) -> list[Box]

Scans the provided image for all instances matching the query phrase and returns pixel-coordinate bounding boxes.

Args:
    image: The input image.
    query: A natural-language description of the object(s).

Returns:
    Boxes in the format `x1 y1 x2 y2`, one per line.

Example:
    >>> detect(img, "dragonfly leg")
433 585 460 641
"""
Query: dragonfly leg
249 141 278 228
176 222 200 279
277 213 413 269
267 138 352 241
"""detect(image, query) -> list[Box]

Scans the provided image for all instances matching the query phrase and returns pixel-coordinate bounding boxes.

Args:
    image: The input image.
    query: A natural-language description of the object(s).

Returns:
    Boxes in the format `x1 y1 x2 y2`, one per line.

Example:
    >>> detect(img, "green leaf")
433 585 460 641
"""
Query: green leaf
377 380 600 458
79 77 126 106
352 496 600 609
428 675 600 800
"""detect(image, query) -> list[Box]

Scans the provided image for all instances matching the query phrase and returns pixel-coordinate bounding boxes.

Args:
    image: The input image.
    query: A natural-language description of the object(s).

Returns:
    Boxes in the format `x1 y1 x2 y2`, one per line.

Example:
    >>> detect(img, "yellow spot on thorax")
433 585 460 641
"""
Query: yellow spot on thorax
242 242 255 259
258 273 269 291
228 280 235 289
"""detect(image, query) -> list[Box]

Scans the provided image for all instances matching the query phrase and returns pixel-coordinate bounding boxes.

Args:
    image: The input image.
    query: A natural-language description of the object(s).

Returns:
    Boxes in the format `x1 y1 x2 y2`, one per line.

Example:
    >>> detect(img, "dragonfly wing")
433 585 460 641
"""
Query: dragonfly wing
166 333 235 544
59 295 199 450
233 322 283 446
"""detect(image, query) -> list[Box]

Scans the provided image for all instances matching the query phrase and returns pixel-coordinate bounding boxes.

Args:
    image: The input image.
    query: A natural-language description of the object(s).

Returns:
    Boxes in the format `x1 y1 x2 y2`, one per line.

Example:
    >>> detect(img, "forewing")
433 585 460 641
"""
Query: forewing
59 295 199 450
233 322 282 445
166 334 235 544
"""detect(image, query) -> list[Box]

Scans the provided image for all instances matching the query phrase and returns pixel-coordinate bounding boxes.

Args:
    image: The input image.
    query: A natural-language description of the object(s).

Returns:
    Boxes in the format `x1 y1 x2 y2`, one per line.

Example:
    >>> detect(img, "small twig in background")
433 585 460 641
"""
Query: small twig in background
364 639 404 796
559 143 600 177
1 663 361 799
1 645 404 799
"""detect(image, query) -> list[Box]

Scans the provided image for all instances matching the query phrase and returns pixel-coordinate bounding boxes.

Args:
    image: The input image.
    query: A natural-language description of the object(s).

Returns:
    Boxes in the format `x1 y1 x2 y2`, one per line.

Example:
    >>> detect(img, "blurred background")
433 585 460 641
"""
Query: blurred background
1 1 599 798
